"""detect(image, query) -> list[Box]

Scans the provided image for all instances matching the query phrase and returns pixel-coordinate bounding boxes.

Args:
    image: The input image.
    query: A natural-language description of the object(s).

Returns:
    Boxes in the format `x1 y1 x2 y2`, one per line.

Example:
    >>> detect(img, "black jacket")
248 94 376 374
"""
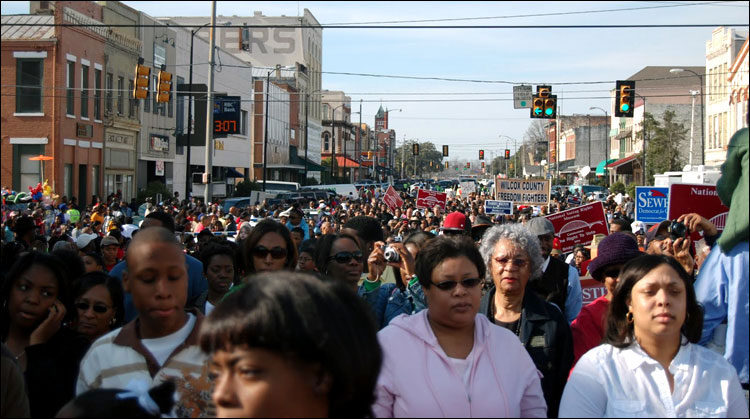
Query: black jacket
529 256 569 315
480 286 574 418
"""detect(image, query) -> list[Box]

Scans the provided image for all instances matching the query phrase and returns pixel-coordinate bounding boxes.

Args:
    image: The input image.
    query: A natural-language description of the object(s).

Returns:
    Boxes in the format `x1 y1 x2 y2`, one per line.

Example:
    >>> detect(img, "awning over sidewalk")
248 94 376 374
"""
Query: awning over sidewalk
596 159 618 176
334 156 361 168
606 154 639 169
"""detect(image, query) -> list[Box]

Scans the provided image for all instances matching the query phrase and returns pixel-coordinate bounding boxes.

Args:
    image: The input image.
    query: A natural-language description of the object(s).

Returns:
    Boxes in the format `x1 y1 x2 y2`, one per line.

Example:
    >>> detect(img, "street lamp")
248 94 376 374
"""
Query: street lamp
670 68 705 165
185 21 211 198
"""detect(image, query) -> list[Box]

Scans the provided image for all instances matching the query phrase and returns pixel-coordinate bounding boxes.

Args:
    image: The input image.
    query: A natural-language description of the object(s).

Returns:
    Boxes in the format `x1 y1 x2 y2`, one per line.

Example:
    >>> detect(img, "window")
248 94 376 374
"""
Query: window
323 133 330 152
94 68 101 120
117 76 124 115
241 109 248 135
18 145 43 190
106 72 113 113
66 60 75 115
15 58 44 113
152 74 158 114
64 164 73 199
128 79 135 118
92 165 99 198
81 64 89 118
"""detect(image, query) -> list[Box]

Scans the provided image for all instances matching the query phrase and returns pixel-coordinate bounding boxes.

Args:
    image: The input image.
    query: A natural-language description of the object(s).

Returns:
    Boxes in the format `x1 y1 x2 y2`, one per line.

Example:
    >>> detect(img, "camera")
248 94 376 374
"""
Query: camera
383 246 401 263
668 220 688 240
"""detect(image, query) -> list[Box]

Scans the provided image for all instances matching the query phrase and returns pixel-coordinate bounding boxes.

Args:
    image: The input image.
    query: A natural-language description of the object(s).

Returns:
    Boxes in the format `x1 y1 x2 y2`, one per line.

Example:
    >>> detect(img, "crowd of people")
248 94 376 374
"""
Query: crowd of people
0 127 747 418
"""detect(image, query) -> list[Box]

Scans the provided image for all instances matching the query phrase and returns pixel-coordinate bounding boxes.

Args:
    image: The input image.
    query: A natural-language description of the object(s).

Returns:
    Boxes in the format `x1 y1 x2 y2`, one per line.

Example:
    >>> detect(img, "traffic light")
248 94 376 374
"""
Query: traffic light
479 150 485 160
367 151 373 159
133 59 150 100
531 85 555 119
466 162 471 169
531 95 544 118
615 80 635 117
445 161 449 169
412 143 419 156
481 161 485 169
504 149 510 159
442 145 449 157
544 94 557 119
156 68 172 103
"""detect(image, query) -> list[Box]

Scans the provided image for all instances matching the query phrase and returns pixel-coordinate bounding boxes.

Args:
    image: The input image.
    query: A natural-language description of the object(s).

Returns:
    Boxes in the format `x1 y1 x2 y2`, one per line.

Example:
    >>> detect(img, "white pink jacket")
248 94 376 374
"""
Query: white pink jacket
374 310 547 418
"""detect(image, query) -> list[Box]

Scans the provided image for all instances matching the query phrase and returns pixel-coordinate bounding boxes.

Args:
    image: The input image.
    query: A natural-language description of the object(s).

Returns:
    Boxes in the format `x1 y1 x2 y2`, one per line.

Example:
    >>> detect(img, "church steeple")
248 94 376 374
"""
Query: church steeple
375 105 387 130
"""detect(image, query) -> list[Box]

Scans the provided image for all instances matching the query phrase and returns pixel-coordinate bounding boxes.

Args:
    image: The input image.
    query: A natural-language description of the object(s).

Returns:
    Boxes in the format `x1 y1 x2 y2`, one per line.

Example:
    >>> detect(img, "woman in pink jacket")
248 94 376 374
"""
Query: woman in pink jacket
374 235 547 418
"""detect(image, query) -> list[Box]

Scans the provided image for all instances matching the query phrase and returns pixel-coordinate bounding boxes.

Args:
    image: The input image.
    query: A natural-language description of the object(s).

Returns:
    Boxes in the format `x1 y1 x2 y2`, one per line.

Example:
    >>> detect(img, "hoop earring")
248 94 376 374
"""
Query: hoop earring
626 311 634 324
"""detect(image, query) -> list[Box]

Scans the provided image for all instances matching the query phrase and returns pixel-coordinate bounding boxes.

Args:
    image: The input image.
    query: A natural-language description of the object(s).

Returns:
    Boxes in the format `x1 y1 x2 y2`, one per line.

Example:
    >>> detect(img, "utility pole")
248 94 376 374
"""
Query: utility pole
303 91 309 184
413 140 417 177
203 1 216 205
358 99 362 182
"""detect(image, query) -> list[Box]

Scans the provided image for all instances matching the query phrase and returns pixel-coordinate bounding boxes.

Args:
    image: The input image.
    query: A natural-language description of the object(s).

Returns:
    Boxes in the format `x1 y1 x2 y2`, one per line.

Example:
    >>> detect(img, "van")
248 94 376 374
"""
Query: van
259 180 301 193
314 184 359 199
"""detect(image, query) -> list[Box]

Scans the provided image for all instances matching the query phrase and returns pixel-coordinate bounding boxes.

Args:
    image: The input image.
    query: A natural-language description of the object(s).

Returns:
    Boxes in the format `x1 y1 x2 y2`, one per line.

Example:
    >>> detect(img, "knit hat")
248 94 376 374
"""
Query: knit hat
588 233 642 281
526 216 555 236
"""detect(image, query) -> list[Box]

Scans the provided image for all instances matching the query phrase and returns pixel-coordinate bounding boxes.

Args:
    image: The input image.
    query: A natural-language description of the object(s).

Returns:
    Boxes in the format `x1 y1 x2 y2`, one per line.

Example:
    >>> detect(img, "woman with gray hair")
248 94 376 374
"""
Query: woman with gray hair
478 223 574 418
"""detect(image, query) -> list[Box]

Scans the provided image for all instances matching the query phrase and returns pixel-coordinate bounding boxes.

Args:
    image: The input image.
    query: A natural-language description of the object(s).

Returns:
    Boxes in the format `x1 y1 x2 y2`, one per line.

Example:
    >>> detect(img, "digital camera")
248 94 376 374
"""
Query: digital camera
668 220 688 240
383 246 401 263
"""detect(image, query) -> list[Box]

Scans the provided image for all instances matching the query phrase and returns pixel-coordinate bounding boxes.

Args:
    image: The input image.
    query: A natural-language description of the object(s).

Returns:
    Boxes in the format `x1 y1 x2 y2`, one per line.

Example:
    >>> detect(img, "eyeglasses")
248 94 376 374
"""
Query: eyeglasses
328 251 364 264
602 267 622 279
252 246 288 259
493 257 530 268
431 277 482 291
75 302 110 314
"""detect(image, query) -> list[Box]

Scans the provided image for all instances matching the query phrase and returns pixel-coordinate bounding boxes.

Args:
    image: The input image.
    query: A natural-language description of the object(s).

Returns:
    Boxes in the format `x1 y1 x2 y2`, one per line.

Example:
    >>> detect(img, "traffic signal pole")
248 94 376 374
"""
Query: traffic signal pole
203 2 216 205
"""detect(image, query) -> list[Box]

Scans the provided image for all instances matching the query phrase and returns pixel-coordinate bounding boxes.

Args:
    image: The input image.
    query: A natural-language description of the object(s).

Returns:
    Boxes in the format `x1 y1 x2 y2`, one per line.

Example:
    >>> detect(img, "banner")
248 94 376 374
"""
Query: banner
382 186 403 214
635 186 669 224
581 278 607 306
545 201 608 253
495 178 549 206
667 184 729 237
460 181 476 195
484 200 513 215
416 189 447 211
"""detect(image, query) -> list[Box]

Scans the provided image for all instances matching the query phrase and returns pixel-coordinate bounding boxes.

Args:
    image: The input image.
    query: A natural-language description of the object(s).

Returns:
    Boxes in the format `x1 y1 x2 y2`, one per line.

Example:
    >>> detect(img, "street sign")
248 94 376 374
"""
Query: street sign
416 189 447 211
635 186 669 224
513 85 533 109
484 200 513 215
546 201 609 254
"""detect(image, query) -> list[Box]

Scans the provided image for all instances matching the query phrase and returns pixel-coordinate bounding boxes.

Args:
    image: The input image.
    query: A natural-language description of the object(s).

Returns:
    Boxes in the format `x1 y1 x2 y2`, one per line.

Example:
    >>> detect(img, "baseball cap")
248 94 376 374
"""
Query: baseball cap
526 217 555 236
442 212 469 231
101 236 119 248
75 233 97 250
645 220 671 247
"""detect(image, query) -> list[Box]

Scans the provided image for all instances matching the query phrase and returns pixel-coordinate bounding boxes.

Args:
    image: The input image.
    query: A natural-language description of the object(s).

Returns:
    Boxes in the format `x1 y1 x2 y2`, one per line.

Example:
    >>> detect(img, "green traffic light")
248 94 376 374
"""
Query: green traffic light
545 108 553 116
534 108 542 115
621 104 630 112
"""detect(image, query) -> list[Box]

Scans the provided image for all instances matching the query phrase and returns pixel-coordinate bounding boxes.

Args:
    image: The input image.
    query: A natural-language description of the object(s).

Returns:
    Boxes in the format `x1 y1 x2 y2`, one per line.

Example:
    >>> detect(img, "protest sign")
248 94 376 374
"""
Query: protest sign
635 186 669 224
495 178 549 206
667 183 729 238
460 181 476 195
484 200 513 215
581 278 607 306
545 201 608 253
382 186 403 214
416 189 447 211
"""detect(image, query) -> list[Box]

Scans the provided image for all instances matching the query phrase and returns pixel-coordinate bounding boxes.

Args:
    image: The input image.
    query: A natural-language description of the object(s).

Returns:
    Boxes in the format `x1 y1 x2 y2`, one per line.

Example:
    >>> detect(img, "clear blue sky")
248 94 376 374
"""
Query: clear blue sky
3 1 748 161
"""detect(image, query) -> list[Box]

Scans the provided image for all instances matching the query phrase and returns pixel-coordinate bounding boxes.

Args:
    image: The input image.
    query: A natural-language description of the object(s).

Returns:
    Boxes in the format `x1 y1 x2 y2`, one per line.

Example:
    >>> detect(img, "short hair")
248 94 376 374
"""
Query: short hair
314 233 361 277
403 231 435 249
125 227 183 273
415 235 486 289
240 219 297 274
199 271 381 417
58 380 175 418
199 243 237 275
83 252 104 269
72 271 125 329
610 218 632 232
51 248 86 282
604 254 703 348
145 210 176 233
479 223 545 283
343 216 384 244
1 252 70 339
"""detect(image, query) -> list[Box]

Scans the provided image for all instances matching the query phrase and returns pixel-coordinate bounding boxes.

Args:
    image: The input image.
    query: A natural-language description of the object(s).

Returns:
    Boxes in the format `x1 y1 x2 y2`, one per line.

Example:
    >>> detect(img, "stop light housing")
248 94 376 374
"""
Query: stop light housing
156 70 172 103
531 95 544 118
531 85 555 119
481 161 486 169
479 150 485 160
367 151 373 159
544 95 557 119
504 149 510 159
133 60 150 100
615 80 635 117
412 143 419 156
445 161 449 169
466 162 471 168
442 145 449 157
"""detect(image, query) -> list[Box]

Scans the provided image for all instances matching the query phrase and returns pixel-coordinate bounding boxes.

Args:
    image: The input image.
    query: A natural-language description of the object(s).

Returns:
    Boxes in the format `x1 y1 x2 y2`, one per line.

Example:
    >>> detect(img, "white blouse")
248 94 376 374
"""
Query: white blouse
559 341 748 418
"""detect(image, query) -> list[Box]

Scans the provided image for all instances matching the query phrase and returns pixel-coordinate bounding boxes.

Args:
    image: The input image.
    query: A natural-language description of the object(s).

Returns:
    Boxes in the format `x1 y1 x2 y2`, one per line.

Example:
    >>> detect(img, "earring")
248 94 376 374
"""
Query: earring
110 317 117 326
626 311 634 324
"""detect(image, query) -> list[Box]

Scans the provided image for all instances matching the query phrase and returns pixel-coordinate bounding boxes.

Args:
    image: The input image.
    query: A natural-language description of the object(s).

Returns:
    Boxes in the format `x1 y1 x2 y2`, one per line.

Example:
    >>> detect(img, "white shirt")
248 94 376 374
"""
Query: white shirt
559 341 748 418
141 313 196 367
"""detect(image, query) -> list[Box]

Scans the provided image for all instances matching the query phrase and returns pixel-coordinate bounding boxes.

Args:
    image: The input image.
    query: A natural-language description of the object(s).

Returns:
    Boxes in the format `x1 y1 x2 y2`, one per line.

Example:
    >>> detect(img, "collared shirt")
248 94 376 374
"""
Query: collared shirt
541 256 582 324
559 341 748 418
694 241 749 385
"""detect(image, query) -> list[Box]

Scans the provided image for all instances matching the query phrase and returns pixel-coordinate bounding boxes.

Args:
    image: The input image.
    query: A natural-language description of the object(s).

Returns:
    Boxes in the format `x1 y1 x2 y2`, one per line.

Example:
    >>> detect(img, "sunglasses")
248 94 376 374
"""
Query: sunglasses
602 266 623 279
253 246 288 259
431 277 482 291
75 302 110 314
328 251 364 264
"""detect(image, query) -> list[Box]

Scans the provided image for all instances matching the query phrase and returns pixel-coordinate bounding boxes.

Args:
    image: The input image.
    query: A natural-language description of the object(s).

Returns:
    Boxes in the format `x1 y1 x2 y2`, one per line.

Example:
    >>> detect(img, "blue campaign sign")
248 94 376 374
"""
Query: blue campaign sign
635 186 669 224
485 200 513 215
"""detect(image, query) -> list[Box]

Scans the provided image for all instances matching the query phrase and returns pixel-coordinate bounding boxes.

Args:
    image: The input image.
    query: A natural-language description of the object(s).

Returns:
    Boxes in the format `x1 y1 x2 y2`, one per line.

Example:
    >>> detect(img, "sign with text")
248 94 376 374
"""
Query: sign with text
382 186 403 214
416 189 447 211
581 278 607 306
513 85 533 109
495 178 550 206
484 200 513 215
460 181 476 195
545 201 608 253
667 184 729 235
635 186 669 224
213 95 241 137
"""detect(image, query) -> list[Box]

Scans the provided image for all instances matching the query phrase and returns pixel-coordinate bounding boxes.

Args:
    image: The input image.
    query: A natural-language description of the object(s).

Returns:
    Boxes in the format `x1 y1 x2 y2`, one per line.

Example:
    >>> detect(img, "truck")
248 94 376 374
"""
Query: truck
653 166 721 187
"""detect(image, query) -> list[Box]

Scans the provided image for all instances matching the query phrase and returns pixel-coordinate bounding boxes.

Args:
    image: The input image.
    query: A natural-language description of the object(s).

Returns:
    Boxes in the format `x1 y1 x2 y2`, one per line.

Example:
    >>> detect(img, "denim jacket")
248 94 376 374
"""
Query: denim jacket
358 280 427 330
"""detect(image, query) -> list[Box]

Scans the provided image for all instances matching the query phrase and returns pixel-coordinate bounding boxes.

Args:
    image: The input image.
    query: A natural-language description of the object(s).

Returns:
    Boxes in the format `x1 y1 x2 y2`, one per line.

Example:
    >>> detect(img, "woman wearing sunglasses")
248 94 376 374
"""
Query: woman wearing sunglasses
478 223 573 418
374 236 546 417
314 233 365 288
239 219 297 276
70 271 125 342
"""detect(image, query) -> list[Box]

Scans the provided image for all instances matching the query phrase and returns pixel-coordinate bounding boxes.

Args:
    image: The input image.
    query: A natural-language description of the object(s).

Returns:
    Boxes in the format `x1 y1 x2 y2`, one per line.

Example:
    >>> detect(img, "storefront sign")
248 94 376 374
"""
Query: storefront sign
155 160 165 176
77 123 93 138
150 135 169 152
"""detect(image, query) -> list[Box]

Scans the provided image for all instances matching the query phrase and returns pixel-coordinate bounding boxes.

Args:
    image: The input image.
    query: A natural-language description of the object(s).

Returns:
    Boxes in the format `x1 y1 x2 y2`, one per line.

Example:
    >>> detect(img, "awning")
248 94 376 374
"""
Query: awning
225 167 244 178
596 159 618 176
606 154 639 169
335 156 361 168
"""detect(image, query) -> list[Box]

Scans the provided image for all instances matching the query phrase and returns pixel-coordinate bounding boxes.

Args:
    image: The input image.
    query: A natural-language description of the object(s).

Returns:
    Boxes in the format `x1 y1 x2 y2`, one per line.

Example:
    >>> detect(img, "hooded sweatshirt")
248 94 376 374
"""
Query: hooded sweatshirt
374 310 547 418
716 127 748 253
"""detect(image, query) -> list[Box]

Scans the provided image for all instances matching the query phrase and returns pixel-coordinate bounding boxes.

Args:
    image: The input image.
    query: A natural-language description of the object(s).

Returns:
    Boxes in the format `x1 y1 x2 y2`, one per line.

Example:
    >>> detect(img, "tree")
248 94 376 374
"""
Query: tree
233 179 259 197
524 119 550 164
394 141 444 178
638 111 688 184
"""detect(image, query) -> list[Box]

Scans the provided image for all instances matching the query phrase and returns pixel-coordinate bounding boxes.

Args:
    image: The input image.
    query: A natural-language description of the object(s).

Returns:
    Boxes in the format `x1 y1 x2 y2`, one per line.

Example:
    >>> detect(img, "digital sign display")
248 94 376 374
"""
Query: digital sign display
213 96 241 137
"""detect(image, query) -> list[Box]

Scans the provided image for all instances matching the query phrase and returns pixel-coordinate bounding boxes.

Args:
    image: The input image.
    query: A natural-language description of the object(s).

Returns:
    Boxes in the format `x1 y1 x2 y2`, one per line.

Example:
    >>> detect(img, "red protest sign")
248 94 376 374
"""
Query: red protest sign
382 186 403 214
580 278 607 306
545 201 609 254
416 189 447 211
667 184 729 237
